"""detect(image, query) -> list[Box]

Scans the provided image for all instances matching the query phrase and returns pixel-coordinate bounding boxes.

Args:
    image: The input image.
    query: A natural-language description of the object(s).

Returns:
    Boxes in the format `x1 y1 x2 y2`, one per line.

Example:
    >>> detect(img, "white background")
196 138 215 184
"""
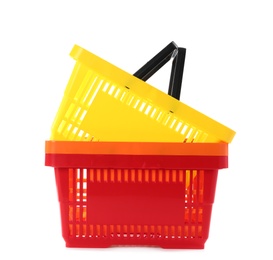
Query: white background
1 1 272 259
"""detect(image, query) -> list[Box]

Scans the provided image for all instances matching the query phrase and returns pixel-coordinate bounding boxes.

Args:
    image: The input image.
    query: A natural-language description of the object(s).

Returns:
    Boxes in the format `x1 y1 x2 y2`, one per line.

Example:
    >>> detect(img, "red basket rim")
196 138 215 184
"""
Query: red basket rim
45 141 228 169
45 141 228 156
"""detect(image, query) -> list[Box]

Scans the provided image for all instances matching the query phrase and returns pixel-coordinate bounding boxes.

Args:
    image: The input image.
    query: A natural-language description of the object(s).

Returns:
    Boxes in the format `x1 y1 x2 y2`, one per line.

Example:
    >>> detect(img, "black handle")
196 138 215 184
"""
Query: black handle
168 47 186 100
133 41 178 81
133 42 186 101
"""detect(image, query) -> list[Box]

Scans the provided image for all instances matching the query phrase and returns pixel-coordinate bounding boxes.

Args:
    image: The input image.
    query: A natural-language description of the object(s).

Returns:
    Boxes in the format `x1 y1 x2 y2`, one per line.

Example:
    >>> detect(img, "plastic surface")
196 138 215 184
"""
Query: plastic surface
45 141 228 249
50 44 236 143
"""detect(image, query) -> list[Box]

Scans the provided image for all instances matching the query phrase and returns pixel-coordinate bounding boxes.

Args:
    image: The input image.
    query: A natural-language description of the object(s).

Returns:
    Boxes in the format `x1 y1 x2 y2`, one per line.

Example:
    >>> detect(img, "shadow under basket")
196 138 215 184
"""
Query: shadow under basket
45 141 228 249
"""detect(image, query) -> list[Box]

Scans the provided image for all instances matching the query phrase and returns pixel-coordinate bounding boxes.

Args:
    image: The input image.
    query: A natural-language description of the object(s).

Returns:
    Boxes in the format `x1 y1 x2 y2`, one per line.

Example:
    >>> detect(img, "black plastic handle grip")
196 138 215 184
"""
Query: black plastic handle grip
133 41 178 81
168 47 186 100
133 41 186 101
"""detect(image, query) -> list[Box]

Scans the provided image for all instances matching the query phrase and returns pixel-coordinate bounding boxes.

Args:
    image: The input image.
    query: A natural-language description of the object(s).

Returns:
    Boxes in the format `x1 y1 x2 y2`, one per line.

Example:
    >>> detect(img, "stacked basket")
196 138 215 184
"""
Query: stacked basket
45 42 235 249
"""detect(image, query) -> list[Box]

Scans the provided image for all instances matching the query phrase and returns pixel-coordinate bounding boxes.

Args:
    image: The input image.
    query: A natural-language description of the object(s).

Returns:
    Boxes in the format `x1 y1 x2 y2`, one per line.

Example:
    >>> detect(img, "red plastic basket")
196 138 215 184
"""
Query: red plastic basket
45 141 228 249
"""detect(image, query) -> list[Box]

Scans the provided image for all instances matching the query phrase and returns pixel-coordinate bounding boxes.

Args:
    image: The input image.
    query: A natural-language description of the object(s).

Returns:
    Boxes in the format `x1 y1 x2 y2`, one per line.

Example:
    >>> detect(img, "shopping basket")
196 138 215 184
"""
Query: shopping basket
45 141 228 249
50 43 235 143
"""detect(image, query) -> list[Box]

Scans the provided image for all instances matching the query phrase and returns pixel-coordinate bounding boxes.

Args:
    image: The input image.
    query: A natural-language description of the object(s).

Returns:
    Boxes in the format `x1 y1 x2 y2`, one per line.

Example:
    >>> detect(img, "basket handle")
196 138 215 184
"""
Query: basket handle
133 42 186 100
168 47 186 100
133 41 177 81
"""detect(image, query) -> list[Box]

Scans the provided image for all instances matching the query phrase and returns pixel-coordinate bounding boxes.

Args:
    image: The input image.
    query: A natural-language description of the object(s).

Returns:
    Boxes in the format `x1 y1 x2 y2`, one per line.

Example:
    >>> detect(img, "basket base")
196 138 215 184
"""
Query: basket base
64 237 206 249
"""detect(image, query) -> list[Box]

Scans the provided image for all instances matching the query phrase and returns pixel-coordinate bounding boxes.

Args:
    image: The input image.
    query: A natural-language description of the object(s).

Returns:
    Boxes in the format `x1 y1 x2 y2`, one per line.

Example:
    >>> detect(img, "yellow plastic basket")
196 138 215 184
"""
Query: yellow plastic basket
50 44 235 143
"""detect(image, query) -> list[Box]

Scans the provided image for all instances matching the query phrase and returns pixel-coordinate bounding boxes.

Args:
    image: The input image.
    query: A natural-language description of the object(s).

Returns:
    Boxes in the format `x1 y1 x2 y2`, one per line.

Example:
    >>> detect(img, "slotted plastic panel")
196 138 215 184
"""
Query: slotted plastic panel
55 167 217 249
